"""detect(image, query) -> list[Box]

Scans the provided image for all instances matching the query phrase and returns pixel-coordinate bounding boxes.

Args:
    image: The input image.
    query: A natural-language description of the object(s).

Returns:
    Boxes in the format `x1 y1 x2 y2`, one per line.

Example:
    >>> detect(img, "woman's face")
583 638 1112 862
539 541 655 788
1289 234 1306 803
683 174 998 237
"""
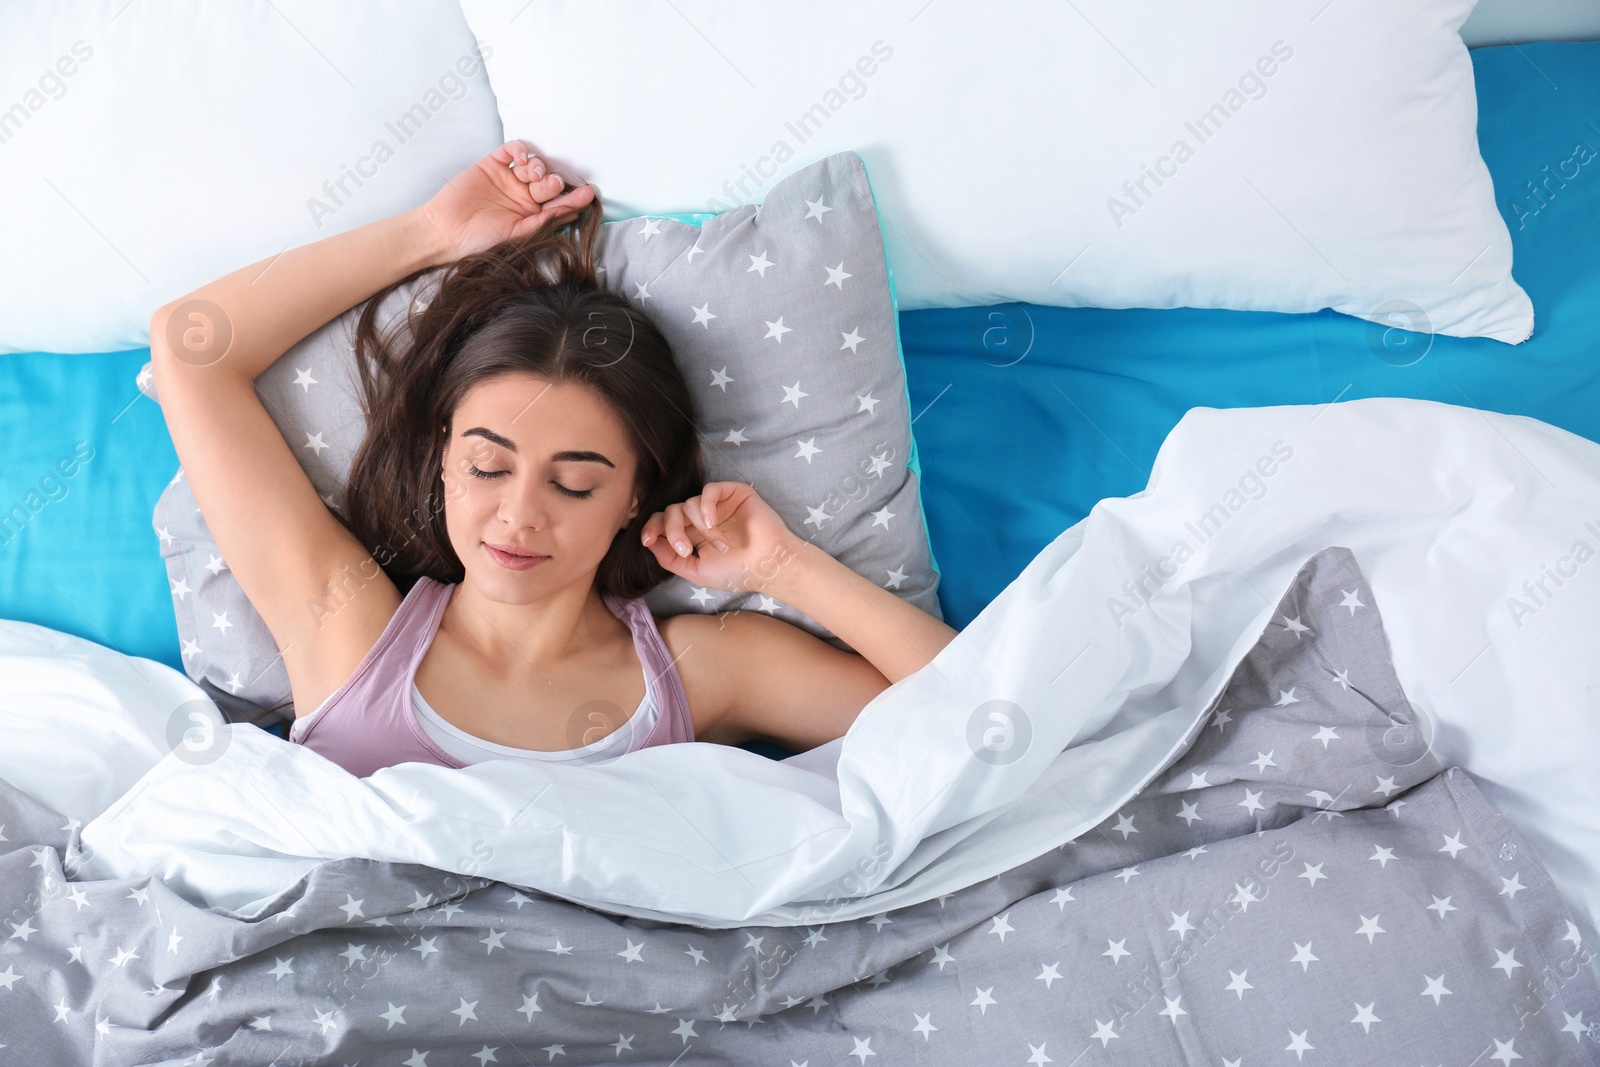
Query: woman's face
440 372 641 599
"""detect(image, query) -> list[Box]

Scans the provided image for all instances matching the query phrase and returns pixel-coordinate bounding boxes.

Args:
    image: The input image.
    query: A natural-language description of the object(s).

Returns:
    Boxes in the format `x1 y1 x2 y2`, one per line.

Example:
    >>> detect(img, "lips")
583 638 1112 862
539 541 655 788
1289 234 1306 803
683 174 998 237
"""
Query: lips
484 542 550 570
484 541 544 559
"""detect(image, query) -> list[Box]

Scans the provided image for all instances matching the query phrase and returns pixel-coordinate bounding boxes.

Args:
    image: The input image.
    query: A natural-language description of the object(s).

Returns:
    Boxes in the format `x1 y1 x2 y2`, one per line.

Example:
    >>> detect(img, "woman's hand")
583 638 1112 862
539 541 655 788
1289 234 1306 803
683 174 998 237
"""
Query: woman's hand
641 482 810 597
418 139 597 263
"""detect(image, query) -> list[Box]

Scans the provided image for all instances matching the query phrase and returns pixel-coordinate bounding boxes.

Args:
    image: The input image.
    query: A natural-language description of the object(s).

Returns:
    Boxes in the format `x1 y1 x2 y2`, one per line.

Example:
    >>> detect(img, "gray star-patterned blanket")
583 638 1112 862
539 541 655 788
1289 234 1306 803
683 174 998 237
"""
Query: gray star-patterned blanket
2 546 1597 1064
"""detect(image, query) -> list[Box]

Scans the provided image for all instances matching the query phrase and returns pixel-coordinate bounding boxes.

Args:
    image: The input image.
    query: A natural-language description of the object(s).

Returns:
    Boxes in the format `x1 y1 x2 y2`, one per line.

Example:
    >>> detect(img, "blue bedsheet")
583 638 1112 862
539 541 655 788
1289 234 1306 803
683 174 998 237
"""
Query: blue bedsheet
1 40 1595 668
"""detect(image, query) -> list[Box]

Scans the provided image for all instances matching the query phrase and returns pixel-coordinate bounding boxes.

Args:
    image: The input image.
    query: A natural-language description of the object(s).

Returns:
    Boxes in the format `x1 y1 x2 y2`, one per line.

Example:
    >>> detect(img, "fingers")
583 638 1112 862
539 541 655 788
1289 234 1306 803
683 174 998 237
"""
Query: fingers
493 139 529 167
642 504 700 558
513 156 554 193
542 181 595 214
689 485 729 553
501 142 567 197
640 484 748 559
500 140 544 182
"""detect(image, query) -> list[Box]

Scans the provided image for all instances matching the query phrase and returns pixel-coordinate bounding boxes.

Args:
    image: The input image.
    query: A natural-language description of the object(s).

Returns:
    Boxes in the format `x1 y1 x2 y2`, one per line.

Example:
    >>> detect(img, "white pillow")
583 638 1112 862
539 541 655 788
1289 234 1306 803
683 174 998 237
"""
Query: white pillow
457 0 1533 343
0 0 503 355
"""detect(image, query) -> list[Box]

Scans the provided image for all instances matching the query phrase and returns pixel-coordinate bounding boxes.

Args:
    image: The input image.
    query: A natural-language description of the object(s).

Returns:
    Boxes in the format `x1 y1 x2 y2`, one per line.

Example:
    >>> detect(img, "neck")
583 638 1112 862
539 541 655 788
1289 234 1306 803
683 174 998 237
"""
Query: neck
441 574 618 684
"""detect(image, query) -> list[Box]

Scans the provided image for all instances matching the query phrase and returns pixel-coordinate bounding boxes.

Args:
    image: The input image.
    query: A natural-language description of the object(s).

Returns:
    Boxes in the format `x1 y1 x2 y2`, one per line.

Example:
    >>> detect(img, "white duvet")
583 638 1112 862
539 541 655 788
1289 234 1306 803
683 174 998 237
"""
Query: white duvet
3 398 1597 943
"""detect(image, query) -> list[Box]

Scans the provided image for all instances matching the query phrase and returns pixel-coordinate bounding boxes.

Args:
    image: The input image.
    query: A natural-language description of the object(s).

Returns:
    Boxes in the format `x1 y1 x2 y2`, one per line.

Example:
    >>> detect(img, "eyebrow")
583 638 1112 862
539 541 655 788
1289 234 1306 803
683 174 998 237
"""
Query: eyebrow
461 427 616 468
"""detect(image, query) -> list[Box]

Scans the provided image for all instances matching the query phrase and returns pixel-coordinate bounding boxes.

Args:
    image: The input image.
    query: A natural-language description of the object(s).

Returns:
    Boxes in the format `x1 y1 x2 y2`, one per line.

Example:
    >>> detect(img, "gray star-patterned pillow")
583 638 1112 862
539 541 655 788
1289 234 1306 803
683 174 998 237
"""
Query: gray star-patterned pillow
136 150 943 724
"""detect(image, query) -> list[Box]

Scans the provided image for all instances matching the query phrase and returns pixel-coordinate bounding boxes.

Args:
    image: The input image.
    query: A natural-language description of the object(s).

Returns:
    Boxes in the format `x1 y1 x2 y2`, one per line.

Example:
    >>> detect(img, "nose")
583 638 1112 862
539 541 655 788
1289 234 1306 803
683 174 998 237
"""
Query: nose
497 476 550 532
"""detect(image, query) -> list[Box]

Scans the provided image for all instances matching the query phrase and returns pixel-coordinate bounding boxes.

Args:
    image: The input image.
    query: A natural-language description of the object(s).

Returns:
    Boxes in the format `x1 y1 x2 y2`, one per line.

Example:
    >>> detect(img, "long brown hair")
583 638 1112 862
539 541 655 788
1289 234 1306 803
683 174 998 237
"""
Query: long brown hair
341 193 705 601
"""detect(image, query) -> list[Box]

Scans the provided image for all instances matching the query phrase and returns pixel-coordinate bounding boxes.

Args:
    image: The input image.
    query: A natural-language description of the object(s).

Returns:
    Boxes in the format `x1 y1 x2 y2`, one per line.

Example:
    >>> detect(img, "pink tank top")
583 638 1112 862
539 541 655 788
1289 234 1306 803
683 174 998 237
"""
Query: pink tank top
289 576 696 777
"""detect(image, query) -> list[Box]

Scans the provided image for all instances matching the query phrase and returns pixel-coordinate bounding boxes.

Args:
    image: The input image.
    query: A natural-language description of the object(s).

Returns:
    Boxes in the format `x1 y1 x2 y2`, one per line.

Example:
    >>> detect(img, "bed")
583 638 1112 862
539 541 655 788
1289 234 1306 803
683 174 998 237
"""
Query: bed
2 11 1599 1065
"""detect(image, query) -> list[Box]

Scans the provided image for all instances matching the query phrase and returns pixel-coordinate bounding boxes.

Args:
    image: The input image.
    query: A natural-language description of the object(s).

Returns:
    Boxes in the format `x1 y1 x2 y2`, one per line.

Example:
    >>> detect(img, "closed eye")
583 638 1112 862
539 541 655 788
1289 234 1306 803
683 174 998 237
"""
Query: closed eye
467 465 595 499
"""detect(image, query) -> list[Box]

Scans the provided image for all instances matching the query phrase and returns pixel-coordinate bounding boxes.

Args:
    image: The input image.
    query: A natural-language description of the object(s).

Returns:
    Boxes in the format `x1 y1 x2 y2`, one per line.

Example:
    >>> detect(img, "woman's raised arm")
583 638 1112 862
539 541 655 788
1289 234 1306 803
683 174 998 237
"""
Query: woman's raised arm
150 139 592 383
151 208 445 384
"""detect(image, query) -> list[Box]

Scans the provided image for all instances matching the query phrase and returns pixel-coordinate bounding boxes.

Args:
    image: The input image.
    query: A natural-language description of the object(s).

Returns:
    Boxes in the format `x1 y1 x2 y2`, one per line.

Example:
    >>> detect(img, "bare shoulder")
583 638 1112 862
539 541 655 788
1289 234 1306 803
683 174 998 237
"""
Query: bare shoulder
657 611 746 745
657 609 890 753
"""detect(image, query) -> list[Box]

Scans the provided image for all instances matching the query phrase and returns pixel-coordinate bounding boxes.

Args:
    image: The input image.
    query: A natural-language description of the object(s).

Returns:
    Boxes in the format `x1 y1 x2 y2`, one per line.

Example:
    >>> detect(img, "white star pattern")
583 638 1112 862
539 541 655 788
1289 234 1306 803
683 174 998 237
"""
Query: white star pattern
1491 947 1523 978
1490 1039 1522 1065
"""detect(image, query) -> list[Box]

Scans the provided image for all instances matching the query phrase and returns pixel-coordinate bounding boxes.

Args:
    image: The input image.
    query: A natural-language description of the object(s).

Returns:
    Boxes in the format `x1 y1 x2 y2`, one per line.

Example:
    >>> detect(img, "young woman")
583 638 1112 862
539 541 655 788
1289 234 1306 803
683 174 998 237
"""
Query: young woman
149 139 959 777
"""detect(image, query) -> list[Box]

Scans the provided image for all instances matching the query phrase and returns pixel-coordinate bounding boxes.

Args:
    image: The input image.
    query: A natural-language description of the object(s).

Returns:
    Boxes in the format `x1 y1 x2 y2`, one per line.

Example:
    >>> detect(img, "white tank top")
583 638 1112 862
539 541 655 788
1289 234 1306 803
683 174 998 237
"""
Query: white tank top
409 679 660 765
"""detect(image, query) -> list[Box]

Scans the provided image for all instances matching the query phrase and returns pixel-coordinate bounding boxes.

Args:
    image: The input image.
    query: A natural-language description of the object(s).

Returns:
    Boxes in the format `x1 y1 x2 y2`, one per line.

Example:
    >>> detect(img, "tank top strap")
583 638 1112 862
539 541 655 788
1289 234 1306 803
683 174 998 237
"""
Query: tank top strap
291 575 460 776
603 591 696 746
